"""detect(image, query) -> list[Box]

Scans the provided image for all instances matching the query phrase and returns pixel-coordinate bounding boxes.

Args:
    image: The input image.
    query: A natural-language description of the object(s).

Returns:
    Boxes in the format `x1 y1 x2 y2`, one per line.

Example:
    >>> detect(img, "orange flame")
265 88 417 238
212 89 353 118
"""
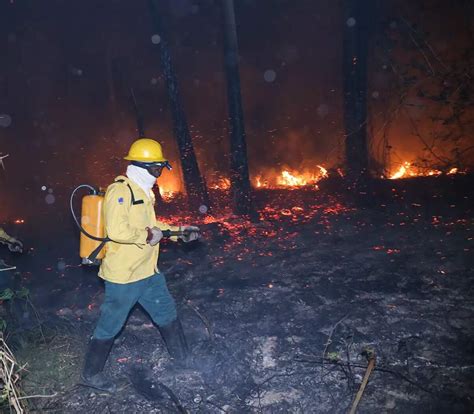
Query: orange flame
389 161 461 179
256 165 328 189
209 177 231 190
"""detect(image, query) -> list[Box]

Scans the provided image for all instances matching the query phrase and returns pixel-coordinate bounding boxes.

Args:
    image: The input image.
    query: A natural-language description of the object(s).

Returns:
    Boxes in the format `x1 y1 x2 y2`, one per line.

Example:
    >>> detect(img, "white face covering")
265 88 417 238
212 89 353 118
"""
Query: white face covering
126 164 157 199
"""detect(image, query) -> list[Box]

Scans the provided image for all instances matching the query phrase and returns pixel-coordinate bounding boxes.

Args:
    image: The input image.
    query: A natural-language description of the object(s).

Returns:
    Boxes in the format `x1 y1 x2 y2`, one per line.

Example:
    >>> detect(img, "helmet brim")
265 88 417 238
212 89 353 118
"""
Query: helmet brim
124 155 167 162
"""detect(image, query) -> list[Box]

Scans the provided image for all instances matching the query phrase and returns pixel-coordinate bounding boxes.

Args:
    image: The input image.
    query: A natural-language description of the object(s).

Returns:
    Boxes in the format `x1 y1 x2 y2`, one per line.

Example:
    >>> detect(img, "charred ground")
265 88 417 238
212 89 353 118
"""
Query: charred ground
3 175 474 413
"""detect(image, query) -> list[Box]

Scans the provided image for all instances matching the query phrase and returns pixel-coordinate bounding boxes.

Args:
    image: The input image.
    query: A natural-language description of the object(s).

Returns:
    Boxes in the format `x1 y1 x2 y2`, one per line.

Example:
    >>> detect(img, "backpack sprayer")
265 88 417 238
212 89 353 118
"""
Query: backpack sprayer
70 184 107 265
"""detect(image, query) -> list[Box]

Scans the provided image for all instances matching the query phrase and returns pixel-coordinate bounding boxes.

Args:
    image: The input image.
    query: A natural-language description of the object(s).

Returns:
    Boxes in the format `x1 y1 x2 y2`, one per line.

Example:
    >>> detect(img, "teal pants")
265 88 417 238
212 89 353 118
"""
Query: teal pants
93 273 177 340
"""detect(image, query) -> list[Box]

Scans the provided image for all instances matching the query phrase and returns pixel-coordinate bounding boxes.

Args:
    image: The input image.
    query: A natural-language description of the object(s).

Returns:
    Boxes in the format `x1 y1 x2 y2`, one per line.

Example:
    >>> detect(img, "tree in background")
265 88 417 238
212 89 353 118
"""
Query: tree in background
222 0 253 216
148 0 210 212
342 0 373 184
369 0 474 175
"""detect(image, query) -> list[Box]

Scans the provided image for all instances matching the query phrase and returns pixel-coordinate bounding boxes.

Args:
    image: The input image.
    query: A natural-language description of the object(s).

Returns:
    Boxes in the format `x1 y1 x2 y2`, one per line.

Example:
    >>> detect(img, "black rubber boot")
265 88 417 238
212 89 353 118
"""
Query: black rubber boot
159 318 189 361
80 338 116 392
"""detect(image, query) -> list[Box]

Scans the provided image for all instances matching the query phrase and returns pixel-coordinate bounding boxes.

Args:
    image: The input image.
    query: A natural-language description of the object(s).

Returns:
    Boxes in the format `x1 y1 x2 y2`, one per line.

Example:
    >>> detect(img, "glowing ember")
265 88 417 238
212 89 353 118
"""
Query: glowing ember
159 188 177 200
209 177 231 190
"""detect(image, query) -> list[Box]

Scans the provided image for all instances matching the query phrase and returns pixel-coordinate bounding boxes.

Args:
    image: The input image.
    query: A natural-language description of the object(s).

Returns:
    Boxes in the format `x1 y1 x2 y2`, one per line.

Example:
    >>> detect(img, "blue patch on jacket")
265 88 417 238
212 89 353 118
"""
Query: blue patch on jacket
118 197 124 204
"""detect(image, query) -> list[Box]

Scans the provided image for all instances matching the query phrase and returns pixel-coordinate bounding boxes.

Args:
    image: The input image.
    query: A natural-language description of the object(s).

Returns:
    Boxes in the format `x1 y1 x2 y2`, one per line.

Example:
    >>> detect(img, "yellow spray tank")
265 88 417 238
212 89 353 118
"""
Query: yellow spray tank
70 185 108 265
79 193 105 263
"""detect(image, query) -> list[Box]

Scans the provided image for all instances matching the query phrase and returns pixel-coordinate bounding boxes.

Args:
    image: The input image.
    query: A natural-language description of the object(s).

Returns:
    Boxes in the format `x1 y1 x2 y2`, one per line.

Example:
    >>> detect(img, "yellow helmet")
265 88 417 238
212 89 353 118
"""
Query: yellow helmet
124 138 167 163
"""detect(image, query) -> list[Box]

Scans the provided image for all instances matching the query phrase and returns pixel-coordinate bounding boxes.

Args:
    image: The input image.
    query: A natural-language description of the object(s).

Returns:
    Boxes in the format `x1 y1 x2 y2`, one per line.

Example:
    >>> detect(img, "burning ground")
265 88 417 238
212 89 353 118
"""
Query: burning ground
4 175 474 413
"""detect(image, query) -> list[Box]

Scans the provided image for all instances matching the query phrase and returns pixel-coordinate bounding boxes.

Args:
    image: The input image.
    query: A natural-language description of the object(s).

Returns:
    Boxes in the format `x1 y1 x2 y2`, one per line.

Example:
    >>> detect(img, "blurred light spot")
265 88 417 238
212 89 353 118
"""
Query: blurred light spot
45 194 55 205
71 67 83 76
199 205 208 214
48 188 54 194
151 34 161 44
372 91 380 99
317 104 329 118
57 260 66 271
346 17 356 27
0 114 12 128
41 185 47 191
82 215 90 225
264 70 276 82
150 77 158 85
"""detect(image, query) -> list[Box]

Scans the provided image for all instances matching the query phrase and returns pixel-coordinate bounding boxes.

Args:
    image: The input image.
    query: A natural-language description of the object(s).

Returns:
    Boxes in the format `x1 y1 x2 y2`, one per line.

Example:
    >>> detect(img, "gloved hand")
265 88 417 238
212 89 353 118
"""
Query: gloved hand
8 240 23 253
180 226 200 243
146 227 163 246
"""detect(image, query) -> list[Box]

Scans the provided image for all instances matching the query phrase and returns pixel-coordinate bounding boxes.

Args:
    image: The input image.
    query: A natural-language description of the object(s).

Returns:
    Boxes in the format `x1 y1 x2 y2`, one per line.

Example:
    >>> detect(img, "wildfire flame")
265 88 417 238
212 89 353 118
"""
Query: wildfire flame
256 166 328 189
389 162 462 179
153 159 463 200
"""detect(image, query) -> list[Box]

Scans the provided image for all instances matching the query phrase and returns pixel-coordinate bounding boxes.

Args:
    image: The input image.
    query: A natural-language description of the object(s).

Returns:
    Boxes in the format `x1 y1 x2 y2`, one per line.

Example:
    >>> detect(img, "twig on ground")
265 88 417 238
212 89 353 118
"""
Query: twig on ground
295 355 433 394
184 299 214 342
342 335 355 391
25 296 46 343
0 334 26 413
205 399 229 413
348 350 376 414
17 392 58 400
321 313 349 378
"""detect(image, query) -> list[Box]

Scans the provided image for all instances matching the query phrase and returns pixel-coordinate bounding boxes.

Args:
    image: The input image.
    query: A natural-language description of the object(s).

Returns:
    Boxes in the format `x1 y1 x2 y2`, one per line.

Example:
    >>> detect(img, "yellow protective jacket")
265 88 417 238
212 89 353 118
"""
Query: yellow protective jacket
98 176 179 284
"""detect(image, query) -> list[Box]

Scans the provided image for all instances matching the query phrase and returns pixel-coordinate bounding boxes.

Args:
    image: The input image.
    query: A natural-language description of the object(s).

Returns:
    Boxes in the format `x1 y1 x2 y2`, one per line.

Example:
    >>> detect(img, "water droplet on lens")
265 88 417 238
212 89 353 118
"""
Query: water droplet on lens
0 114 12 128
264 70 276 82
346 17 356 27
45 194 55 205
57 260 66 271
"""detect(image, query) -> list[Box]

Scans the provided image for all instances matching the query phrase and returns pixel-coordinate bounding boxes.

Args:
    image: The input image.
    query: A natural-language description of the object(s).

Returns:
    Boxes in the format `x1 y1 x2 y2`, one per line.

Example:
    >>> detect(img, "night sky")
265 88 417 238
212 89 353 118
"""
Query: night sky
0 0 473 217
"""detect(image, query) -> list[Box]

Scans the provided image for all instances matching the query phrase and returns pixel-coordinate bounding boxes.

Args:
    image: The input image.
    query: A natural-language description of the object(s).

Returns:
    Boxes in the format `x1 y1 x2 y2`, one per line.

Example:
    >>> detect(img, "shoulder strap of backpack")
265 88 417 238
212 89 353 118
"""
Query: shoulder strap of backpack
114 179 144 205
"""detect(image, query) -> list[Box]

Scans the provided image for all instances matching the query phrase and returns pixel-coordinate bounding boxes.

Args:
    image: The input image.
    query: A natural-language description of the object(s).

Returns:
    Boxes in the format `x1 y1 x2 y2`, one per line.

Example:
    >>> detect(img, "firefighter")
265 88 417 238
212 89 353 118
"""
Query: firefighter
80 138 200 392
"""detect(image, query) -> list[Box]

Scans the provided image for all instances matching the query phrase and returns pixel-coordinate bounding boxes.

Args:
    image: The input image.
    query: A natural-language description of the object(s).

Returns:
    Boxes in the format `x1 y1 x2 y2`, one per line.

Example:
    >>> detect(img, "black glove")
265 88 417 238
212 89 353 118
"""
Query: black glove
8 240 23 253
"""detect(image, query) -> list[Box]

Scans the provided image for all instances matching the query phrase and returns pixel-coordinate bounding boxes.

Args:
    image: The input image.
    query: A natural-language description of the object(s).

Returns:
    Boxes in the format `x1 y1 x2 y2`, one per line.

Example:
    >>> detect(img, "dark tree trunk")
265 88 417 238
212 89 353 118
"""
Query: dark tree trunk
222 0 253 216
343 0 371 183
148 0 210 212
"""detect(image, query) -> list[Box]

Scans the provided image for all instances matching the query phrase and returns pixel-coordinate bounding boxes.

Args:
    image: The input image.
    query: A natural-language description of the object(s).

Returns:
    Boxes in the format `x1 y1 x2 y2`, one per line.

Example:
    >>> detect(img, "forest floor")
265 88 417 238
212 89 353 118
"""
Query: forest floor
1 175 473 413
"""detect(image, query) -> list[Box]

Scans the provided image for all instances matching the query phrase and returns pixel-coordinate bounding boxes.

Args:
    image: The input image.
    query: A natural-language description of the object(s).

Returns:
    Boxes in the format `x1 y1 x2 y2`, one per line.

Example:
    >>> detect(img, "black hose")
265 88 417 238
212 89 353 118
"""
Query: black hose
69 184 109 242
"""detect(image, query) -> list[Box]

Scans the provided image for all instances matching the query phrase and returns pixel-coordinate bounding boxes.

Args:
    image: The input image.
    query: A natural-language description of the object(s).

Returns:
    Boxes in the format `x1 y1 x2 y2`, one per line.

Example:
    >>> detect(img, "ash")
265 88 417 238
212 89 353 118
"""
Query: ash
8 175 474 413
